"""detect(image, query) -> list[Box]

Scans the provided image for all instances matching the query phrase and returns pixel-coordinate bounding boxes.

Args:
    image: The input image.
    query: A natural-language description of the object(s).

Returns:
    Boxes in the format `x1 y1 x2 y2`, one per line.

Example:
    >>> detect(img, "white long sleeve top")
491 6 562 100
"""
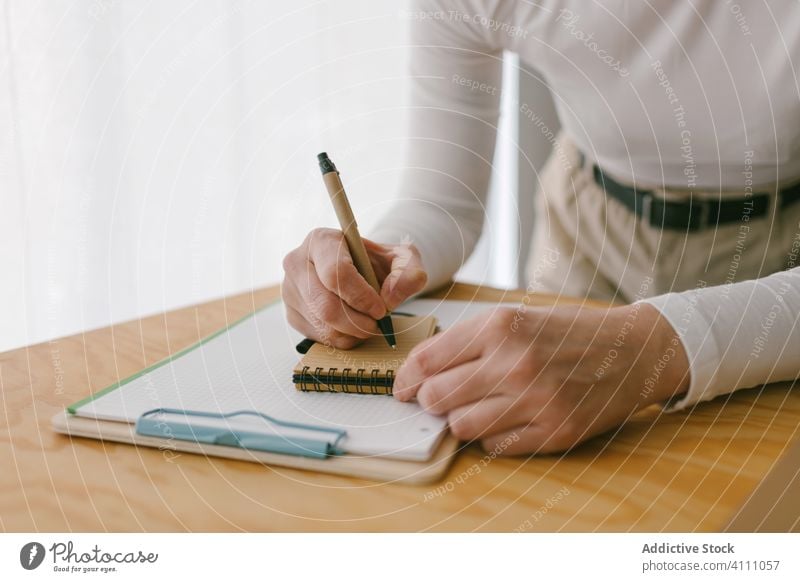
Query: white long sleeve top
369 0 800 410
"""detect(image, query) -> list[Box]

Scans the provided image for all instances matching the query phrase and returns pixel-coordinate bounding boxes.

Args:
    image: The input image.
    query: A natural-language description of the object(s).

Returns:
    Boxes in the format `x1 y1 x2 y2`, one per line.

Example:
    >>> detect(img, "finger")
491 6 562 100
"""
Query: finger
480 424 575 456
393 314 493 400
380 243 427 310
415 358 497 414
446 395 531 441
284 303 363 350
293 263 379 340
362 237 393 281
307 228 386 319
280 271 302 310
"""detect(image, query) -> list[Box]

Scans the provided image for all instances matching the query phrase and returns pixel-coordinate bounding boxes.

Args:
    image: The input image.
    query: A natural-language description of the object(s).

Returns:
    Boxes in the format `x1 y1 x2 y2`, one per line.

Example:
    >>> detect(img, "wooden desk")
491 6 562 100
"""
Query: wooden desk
2 283 798 532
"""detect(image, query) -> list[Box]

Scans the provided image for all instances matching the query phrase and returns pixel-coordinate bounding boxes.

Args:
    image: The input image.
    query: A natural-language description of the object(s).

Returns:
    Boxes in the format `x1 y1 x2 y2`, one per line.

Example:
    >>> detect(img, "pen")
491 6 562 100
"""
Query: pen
317 152 397 349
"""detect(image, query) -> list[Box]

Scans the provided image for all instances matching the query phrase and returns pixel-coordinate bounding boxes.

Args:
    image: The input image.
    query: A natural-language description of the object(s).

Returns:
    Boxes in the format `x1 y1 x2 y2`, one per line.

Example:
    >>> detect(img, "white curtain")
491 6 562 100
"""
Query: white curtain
1 0 416 351
1 0 543 352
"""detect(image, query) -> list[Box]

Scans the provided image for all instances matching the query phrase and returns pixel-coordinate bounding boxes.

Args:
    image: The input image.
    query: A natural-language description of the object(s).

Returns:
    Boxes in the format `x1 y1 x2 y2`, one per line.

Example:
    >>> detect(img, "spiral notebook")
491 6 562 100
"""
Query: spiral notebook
292 315 437 395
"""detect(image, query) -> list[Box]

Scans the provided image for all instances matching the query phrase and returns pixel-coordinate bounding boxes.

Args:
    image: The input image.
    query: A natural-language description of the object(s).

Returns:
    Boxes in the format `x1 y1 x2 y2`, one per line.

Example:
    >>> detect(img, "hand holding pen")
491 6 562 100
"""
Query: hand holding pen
281 153 428 350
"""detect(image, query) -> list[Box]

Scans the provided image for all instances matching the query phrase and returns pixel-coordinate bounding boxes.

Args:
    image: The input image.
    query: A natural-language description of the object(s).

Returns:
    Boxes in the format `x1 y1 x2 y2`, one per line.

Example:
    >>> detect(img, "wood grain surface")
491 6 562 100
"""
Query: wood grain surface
1 282 798 532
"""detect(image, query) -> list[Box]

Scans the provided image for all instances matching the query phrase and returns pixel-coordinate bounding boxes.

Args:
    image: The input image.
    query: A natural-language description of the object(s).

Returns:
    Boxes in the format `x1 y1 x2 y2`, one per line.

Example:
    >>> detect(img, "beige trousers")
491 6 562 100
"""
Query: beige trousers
525 134 800 303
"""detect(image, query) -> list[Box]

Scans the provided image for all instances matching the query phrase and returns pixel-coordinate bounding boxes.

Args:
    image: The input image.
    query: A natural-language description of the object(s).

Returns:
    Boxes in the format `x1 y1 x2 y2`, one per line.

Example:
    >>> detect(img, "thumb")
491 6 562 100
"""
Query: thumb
380 242 427 311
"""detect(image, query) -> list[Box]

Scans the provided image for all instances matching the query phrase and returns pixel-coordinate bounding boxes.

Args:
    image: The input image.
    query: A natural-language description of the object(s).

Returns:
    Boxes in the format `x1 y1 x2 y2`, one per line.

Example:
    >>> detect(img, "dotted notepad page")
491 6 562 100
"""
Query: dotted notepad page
75 299 506 461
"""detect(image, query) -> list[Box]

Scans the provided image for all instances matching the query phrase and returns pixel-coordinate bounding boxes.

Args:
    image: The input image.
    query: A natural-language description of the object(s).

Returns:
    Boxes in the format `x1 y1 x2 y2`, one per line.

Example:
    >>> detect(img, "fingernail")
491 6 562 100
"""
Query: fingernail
393 379 407 400
410 267 425 281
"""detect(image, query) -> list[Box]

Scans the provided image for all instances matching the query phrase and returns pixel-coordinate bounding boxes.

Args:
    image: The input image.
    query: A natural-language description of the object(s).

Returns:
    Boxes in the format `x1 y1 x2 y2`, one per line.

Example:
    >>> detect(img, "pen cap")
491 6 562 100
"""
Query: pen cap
317 152 337 174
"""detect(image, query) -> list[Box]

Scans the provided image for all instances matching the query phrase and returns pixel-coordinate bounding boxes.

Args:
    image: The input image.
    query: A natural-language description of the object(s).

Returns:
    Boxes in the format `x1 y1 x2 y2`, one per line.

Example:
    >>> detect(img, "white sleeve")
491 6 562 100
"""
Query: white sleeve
641 266 800 411
368 0 503 293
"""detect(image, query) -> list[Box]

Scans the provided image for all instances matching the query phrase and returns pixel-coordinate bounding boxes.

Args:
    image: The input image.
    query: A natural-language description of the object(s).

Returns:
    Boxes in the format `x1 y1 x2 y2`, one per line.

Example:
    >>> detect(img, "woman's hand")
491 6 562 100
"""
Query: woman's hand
393 302 690 454
281 228 428 349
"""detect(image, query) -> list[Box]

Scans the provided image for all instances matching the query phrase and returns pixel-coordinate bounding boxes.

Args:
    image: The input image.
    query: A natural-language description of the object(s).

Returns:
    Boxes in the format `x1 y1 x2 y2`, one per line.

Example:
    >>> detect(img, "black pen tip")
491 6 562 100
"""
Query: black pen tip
376 315 397 349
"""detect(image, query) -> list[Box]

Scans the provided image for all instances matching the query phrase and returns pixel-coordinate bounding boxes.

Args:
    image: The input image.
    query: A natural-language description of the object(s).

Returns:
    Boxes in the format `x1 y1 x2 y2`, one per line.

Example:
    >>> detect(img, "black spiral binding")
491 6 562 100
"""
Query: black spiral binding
314 367 325 392
295 365 394 395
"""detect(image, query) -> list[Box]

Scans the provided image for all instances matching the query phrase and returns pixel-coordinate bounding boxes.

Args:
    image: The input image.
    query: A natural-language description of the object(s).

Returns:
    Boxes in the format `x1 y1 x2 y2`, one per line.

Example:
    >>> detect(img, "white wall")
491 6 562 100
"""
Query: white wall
457 56 561 289
1 1 558 352
1 0 415 351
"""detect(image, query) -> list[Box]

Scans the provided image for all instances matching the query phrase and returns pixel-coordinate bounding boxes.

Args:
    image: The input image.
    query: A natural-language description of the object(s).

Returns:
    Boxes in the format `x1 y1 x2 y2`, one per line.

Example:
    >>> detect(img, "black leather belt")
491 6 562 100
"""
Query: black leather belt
580 153 800 231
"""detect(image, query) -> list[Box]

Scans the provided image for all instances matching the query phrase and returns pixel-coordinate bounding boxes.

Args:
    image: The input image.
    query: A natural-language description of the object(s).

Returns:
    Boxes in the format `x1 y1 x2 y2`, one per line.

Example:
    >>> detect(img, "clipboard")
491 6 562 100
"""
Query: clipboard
51 301 459 485
51 410 459 484
136 408 348 459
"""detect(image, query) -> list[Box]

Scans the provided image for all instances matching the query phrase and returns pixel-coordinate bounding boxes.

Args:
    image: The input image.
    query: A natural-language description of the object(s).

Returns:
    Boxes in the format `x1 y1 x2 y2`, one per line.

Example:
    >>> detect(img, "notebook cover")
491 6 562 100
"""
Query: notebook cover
292 314 437 395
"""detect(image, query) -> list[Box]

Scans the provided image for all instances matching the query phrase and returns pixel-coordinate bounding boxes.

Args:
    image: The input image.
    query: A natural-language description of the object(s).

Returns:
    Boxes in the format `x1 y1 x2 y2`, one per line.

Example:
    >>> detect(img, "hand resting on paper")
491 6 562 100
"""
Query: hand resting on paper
393 303 691 455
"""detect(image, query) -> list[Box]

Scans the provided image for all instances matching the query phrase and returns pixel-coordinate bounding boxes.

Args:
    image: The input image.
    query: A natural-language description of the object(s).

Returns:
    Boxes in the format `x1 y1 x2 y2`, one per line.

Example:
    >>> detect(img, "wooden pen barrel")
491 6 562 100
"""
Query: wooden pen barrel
322 170 381 294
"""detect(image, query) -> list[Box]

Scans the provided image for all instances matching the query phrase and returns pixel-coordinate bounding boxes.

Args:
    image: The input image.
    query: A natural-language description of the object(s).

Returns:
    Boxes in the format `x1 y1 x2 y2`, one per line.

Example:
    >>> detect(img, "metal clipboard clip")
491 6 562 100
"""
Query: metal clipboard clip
136 408 347 459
